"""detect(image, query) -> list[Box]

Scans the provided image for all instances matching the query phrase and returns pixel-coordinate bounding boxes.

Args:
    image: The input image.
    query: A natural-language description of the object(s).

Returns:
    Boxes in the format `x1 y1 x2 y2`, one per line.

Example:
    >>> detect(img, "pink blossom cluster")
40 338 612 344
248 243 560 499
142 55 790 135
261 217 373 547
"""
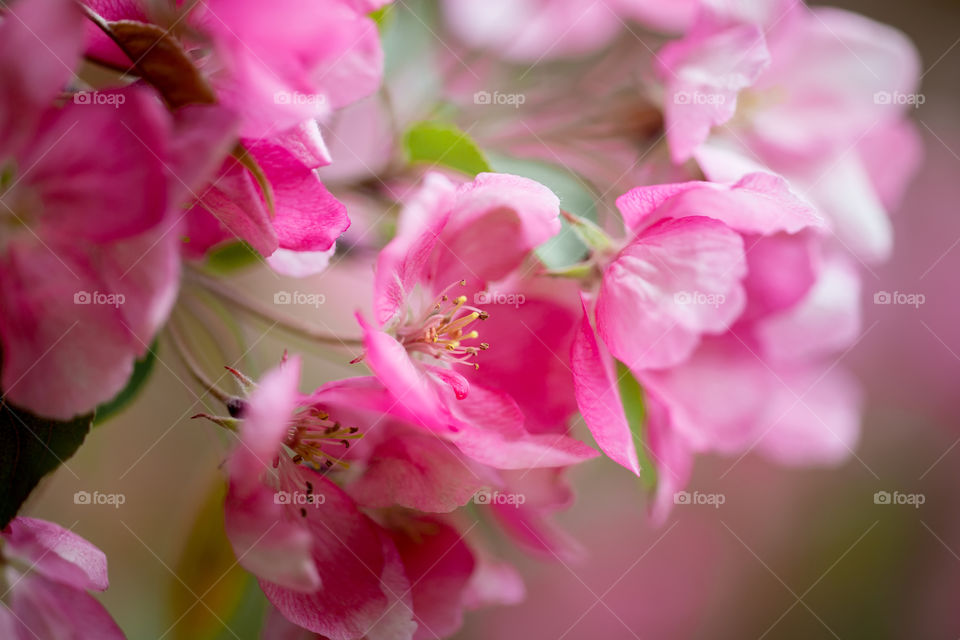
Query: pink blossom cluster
0 0 921 637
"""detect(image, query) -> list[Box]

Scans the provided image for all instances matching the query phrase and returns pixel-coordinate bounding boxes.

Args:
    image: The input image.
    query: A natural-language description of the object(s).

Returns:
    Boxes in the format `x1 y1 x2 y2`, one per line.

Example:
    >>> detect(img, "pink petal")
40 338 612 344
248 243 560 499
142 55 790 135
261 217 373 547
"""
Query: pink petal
190 155 277 256
261 474 416 640
2 518 108 591
462 557 525 609
374 173 457 326
570 296 641 475
755 253 862 362
252 141 349 253
643 390 693 525
433 173 561 286
596 216 747 370
658 24 770 163
442 0 622 62
392 518 475 640
20 87 171 243
266 246 336 278
857 120 923 213
8 573 124 640
0 0 84 156
643 336 862 463
166 103 240 208
198 0 382 137
753 364 862 466
738 231 818 323
224 480 321 593
358 315 453 433
230 357 302 480
348 432 496 513
752 7 921 158
0 245 137 420
461 278 582 434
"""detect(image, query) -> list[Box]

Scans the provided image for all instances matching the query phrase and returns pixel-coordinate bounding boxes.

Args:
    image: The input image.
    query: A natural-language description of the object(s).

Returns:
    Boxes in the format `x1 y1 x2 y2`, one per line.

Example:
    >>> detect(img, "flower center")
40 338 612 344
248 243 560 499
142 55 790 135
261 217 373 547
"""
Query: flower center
396 280 489 369
282 407 361 471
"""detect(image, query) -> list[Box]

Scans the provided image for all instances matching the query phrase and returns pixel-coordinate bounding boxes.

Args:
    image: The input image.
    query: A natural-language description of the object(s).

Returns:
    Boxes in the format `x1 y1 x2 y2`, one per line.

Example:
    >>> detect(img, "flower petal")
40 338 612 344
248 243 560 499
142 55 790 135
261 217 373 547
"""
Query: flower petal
596 216 747 370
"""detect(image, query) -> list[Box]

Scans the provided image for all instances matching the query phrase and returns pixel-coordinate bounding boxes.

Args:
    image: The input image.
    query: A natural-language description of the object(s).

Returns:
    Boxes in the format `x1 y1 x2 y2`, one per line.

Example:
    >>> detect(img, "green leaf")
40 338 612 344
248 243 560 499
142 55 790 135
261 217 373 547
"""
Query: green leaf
615 361 658 491
0 402 92 528
203 241 261 275
403 121 492 176
94 344 158 426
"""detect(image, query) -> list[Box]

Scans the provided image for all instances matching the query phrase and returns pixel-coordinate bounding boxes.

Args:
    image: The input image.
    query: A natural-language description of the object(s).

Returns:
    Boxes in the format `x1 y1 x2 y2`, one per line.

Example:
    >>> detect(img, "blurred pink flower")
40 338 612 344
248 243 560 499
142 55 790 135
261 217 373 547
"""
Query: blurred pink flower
0 0 206 419
658 2 922 262
0 517 123 638
442 0 698 61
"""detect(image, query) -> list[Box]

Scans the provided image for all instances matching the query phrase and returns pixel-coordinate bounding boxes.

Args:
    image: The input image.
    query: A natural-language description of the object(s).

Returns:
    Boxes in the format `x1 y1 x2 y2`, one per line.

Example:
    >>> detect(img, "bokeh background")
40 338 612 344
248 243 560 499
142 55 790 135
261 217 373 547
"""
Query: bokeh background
23 1 960 638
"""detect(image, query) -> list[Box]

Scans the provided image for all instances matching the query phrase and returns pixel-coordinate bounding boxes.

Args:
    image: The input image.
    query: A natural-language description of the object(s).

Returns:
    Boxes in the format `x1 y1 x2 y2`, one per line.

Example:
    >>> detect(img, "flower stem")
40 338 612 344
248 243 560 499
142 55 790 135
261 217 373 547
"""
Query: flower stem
186 270 364 347
165 321 234 405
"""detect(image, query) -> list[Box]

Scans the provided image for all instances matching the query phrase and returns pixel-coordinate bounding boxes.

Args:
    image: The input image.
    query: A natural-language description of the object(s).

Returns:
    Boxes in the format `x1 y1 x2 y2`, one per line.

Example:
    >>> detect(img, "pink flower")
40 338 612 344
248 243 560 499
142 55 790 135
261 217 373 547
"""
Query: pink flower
441 0 698 61
593 172 821 371
658 3 922 262
358 172 595 456
569 173 859 519
193 0 385 139
0 517 123 638
219 358 416 639
216 358 526 639
182 126 349 276
83 0 386 138
0 0 213 419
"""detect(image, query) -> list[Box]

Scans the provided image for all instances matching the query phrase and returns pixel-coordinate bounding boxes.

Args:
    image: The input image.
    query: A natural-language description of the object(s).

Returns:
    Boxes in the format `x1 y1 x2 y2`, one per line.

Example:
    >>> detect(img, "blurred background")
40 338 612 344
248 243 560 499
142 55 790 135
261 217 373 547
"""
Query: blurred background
24 1 960 638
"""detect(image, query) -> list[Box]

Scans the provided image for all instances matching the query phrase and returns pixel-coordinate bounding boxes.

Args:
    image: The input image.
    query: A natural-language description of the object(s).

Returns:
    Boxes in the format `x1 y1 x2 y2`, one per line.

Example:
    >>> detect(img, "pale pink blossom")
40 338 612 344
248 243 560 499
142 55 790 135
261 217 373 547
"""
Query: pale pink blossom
0 517 123 639
658 2 922 262
0 0 218 418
